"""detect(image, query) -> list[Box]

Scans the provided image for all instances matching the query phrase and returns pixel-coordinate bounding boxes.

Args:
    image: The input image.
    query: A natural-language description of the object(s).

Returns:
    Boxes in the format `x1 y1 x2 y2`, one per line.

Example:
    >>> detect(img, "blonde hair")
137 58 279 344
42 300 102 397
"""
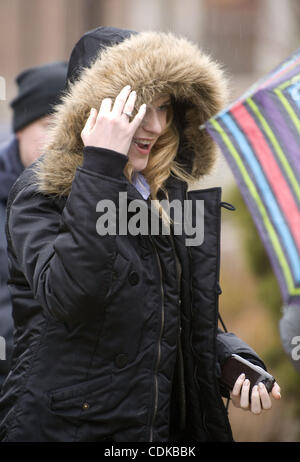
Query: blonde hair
124 104 195 227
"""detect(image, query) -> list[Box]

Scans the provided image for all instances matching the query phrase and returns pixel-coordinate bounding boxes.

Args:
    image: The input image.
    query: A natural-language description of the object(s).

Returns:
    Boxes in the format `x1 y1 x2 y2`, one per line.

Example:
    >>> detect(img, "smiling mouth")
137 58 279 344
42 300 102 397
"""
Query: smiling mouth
133 138 155 154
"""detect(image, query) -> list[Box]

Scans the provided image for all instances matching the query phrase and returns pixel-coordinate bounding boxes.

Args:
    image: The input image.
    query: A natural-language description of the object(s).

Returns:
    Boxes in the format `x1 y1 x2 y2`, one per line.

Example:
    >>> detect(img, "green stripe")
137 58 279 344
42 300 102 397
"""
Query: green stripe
210 118 300 295
274 87 300 135
247 97 300 202
277 74 300 91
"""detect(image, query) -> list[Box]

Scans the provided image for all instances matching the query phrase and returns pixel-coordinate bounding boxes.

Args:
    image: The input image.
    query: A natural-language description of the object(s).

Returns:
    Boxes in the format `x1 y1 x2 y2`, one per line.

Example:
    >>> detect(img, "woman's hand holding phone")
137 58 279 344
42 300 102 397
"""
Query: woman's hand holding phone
230 374 281 415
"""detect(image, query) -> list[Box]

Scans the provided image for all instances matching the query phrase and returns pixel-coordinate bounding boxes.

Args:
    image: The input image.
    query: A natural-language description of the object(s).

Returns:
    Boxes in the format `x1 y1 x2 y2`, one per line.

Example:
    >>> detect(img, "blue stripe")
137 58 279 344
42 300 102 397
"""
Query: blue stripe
221 112 300 281
288 80 300 111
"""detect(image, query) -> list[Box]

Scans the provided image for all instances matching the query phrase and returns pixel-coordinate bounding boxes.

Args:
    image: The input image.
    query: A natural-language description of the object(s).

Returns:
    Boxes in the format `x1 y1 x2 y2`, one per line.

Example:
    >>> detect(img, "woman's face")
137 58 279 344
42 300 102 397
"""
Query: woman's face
128 94 171 172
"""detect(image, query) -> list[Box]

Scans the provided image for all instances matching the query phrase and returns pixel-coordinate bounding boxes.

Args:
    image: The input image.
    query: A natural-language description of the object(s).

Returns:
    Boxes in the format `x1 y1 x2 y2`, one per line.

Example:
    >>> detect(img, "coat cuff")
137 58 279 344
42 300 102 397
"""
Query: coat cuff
82 146 128 179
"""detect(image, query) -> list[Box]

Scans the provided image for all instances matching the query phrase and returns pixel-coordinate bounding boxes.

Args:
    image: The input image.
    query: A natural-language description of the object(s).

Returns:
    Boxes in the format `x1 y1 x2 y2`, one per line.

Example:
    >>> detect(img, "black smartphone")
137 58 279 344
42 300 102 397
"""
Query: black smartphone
221 354 275 393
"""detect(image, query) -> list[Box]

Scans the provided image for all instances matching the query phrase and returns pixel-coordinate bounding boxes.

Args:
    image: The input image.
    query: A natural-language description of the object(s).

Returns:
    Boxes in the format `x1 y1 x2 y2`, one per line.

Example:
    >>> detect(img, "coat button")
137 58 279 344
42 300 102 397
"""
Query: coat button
128 271 139 286
115 353 128 368
82 402 90 410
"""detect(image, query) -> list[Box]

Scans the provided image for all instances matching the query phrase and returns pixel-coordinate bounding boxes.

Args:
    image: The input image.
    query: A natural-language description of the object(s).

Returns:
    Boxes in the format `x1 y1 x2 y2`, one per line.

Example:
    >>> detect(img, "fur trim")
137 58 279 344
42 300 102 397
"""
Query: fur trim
35 31 229 195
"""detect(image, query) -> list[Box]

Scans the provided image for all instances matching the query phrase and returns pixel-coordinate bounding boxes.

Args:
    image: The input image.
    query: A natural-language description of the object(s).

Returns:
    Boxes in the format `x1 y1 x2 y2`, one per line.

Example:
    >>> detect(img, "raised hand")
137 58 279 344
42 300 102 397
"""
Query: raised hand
81 85 146 155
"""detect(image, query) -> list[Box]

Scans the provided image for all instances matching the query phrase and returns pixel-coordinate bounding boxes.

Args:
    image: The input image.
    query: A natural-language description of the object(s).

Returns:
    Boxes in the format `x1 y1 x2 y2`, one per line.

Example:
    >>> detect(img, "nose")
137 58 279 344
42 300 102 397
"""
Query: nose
141 109 164 135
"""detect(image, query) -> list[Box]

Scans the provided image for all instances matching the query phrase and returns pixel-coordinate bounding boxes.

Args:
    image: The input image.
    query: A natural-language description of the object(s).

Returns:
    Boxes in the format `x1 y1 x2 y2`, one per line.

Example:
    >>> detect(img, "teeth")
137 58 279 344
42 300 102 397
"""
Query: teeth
134 139 151 145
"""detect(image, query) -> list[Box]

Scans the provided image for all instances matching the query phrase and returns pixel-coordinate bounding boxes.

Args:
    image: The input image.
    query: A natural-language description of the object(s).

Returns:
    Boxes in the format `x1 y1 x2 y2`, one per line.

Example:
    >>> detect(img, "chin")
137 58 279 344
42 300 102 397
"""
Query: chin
130 157 149 173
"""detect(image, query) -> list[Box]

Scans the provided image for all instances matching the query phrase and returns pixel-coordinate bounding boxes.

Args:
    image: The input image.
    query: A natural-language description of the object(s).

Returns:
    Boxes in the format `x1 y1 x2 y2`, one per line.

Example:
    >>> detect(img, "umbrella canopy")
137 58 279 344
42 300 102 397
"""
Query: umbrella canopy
205 48 300 304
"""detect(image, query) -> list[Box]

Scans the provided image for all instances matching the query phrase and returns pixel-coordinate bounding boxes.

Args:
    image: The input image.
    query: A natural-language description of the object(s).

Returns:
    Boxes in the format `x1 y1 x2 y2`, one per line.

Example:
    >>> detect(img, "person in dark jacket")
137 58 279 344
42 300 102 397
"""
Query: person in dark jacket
0 27 281 443
0 62 67 386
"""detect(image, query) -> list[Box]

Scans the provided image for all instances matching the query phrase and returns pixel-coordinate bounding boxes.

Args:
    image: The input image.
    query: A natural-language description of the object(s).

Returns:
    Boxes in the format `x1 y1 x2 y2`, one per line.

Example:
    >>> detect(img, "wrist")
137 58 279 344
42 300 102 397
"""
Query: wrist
82 146 128 179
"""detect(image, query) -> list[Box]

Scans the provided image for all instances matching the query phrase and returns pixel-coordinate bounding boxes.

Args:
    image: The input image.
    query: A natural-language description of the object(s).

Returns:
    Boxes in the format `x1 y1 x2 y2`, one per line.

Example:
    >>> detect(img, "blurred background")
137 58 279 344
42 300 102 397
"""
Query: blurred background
0 0 300 441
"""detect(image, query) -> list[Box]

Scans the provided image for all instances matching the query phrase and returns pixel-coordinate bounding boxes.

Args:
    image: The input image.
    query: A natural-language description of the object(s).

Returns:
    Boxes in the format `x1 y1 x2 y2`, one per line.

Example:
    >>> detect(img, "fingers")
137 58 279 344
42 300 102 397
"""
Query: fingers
96 86 145 129
81 108 97 143
271 382 281 400
257 382 272 410
231 375 252 410
81 86 146 153
240 379 250 410
112 85 132 116
230 375 278 415
130 103 147 131
87 108 98 129
250 382 276 415
231 373 246 408
123 90 137 116
98 98 112 117
251 385 261 414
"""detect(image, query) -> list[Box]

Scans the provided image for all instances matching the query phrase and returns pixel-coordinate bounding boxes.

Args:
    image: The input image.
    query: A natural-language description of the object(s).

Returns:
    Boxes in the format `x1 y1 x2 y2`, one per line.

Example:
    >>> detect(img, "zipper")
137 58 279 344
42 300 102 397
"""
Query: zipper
184 186 194 324
169 231 186 430
149 236 165 442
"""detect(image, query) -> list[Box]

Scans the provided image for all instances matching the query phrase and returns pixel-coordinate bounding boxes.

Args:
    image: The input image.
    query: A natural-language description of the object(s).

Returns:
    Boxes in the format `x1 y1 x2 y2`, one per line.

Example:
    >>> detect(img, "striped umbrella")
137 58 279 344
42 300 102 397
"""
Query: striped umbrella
205 49 300 304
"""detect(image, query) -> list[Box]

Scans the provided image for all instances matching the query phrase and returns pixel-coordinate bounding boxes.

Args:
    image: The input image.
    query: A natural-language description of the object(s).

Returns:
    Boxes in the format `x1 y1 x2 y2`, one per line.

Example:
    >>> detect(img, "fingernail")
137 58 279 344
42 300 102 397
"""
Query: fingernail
258 382 264 389
125 85 131 90
244 379 250 386
239 373 245 380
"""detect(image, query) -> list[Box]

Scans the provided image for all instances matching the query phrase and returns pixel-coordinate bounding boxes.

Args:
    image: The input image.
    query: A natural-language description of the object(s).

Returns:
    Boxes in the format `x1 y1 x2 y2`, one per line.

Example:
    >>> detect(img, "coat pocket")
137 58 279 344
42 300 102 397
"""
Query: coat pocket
48 373 113 420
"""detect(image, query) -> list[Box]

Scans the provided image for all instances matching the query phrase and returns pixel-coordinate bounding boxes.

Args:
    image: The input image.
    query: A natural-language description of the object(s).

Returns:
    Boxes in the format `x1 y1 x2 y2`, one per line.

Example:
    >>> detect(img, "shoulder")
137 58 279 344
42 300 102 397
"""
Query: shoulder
7 158 67 224
6 161 67 254
7 161 40 207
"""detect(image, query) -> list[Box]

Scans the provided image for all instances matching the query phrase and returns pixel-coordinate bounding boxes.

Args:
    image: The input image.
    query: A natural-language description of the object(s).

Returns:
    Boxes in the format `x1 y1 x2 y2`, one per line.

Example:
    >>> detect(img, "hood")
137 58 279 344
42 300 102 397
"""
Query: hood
35 27 229 196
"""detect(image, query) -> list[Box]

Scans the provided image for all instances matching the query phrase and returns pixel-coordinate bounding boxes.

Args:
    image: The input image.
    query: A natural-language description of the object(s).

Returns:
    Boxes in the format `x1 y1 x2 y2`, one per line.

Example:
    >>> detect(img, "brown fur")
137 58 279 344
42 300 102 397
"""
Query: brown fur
35 31 229 196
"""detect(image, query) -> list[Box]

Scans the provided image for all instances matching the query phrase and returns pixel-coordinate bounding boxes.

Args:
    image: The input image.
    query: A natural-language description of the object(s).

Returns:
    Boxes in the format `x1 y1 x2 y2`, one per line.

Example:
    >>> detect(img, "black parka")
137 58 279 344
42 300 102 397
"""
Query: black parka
0 27 266 442
0 137 24 386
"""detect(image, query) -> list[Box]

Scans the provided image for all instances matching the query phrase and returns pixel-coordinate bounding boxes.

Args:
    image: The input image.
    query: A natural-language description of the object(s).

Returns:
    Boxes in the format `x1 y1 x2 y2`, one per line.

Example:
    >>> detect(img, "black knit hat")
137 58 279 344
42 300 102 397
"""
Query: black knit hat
10 61 68 133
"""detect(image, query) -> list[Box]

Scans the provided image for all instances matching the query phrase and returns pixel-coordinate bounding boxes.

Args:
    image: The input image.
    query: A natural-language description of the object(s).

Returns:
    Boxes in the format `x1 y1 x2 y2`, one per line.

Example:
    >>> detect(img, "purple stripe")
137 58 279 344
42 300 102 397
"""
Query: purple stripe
288 294 300 304
253 90 300 179
249 54 300 95
206 119 299 304
264 64 300 91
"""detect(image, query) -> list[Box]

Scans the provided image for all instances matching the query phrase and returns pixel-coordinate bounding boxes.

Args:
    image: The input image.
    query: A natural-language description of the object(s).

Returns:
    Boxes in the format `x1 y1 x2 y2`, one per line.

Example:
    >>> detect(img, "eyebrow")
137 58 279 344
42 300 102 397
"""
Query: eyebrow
148 98 171 109
159 98 171 105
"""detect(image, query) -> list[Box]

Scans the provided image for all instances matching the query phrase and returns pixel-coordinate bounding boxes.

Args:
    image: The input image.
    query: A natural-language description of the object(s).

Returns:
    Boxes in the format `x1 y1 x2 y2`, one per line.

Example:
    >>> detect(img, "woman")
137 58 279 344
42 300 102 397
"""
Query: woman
0 26 280 442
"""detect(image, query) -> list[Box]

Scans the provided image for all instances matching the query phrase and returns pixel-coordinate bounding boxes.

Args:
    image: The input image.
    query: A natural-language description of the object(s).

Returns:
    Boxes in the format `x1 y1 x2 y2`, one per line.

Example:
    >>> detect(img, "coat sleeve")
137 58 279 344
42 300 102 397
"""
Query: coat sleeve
7 146 129 323
0 202 14 384
216 330 267 368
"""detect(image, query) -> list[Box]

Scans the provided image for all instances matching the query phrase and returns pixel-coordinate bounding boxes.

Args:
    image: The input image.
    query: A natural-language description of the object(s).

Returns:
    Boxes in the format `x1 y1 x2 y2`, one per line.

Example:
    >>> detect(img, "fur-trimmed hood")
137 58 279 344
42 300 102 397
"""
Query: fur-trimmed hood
36 27 229 196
